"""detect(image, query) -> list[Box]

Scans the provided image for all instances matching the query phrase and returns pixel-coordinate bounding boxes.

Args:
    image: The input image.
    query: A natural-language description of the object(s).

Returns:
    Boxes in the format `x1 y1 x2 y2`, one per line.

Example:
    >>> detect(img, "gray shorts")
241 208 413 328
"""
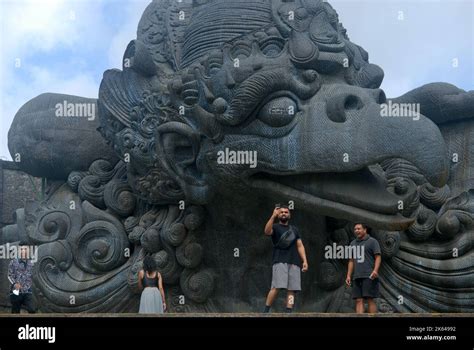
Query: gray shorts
271 263 301 291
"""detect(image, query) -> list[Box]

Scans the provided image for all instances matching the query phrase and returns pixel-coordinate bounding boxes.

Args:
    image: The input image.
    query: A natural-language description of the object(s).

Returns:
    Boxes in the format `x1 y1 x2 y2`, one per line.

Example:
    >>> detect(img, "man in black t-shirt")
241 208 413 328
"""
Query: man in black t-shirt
263 205 308 313
345 223 381 313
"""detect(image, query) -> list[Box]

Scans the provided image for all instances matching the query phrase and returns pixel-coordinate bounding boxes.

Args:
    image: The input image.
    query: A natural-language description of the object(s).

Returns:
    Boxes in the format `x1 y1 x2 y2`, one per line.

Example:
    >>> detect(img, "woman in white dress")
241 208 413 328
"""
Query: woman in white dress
138 256 166 314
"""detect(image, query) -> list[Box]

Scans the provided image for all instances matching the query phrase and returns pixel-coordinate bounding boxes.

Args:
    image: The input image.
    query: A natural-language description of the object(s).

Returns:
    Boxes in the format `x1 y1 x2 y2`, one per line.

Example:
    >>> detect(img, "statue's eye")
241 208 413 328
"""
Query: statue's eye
257 97 298 127
259 37 285 58
230 41 252 60
123 133 134 148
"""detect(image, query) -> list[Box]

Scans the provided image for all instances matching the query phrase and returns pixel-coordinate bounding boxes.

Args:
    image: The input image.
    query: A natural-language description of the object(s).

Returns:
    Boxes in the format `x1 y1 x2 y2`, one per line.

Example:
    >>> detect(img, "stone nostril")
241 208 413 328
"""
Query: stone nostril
326 94 364 123
370 89 387 104
326 104 346 123
344 95 363 111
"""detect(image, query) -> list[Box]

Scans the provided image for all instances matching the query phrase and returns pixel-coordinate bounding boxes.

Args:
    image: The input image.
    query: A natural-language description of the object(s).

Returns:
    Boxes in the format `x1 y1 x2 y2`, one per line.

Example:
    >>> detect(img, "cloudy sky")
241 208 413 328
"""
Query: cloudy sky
0 0 472 160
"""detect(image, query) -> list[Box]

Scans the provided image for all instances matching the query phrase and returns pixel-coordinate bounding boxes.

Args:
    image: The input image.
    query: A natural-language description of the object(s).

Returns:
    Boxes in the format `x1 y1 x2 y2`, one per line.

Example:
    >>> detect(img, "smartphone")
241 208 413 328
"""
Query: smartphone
275 203 281 209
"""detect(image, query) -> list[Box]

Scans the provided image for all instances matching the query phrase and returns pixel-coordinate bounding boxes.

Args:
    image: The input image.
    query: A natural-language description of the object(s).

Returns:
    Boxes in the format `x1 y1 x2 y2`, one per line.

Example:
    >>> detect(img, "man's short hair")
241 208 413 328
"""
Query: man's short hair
279 205 289 210
18 241 29 247
354 223 371 233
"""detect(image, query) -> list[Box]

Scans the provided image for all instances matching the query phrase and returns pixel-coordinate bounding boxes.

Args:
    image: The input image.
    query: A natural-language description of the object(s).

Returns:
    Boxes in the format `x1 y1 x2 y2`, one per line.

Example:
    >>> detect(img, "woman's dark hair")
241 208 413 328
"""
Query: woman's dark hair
143 256 157 273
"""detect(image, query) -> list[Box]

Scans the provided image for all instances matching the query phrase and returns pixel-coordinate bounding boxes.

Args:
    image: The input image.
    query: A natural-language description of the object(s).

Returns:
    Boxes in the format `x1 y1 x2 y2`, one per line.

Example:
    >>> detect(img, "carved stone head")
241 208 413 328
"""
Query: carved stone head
98 0 448 230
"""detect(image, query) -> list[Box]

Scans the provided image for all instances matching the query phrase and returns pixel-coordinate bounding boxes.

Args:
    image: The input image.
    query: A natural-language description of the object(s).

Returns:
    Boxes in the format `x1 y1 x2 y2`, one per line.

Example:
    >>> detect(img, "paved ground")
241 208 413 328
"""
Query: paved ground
0 313 472 318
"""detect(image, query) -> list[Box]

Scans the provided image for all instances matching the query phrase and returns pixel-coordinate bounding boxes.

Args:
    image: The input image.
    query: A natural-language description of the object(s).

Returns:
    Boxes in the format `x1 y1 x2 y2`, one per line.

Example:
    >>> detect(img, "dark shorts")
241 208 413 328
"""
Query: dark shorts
352 278 380 299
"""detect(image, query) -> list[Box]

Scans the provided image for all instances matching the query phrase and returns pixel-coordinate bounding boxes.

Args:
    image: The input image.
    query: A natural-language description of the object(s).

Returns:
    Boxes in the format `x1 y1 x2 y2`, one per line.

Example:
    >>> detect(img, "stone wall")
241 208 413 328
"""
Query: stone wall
0 160 42 309
0 160 42 228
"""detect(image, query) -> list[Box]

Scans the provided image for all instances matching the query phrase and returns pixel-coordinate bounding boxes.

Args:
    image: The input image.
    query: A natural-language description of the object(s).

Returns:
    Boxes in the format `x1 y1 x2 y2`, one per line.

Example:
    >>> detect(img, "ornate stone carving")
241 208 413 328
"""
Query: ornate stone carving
3 0 473 313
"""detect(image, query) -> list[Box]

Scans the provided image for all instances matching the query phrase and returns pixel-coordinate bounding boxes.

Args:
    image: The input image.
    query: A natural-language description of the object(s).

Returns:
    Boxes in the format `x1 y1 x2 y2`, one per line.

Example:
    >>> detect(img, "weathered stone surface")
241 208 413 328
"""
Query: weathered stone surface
1 0 472 313
8 93 118 180
0 161 41 226
393 83 474 125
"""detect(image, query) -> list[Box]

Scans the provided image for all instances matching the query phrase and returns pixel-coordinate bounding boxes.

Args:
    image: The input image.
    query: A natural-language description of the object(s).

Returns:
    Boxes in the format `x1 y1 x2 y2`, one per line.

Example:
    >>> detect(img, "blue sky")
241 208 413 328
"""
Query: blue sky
0 0 472 160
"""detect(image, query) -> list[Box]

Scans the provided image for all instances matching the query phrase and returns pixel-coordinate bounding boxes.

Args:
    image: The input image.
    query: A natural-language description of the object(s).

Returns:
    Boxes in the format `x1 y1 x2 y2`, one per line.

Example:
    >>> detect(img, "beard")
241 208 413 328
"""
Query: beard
279 217 289 223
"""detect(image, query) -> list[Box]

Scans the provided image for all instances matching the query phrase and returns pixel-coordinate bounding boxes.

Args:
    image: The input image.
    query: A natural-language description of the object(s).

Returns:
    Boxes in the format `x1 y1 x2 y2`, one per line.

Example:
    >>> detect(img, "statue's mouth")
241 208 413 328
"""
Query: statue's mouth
248 162 419 230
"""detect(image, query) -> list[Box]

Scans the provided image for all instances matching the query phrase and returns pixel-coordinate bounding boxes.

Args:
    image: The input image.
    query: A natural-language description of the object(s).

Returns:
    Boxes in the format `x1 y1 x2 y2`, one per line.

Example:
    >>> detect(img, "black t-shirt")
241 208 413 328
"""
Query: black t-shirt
270 223 302 267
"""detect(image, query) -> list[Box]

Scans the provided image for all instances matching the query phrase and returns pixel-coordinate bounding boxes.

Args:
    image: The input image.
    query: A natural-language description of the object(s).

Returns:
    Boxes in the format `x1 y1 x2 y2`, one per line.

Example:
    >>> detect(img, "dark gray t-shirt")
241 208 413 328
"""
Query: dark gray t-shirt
350 235 381 279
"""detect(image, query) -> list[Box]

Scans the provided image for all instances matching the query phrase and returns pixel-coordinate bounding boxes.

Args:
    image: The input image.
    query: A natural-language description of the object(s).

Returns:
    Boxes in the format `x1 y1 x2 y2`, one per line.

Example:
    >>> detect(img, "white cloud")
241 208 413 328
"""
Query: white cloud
333 0 473 97
5 0 80 54
106 0 151 69
0 0 151 160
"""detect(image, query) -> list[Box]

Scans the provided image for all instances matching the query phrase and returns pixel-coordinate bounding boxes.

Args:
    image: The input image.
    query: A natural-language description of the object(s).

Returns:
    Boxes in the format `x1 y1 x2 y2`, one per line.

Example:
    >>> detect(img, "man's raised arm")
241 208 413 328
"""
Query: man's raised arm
264 208 280 236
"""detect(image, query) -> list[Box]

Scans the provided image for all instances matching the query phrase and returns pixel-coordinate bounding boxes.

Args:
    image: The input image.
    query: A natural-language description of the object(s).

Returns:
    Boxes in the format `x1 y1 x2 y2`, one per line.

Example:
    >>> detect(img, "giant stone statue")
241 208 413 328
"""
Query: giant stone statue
3 0 473 313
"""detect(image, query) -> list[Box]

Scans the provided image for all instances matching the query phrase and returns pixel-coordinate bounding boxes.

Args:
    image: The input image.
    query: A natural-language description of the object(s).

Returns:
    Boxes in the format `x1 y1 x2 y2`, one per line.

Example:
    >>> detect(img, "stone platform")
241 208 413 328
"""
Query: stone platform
0 313 472 318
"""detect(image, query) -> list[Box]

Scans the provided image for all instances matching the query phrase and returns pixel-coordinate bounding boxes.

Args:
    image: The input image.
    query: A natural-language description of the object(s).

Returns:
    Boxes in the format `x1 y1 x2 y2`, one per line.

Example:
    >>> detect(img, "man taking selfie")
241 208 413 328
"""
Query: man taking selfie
263 205 308 313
